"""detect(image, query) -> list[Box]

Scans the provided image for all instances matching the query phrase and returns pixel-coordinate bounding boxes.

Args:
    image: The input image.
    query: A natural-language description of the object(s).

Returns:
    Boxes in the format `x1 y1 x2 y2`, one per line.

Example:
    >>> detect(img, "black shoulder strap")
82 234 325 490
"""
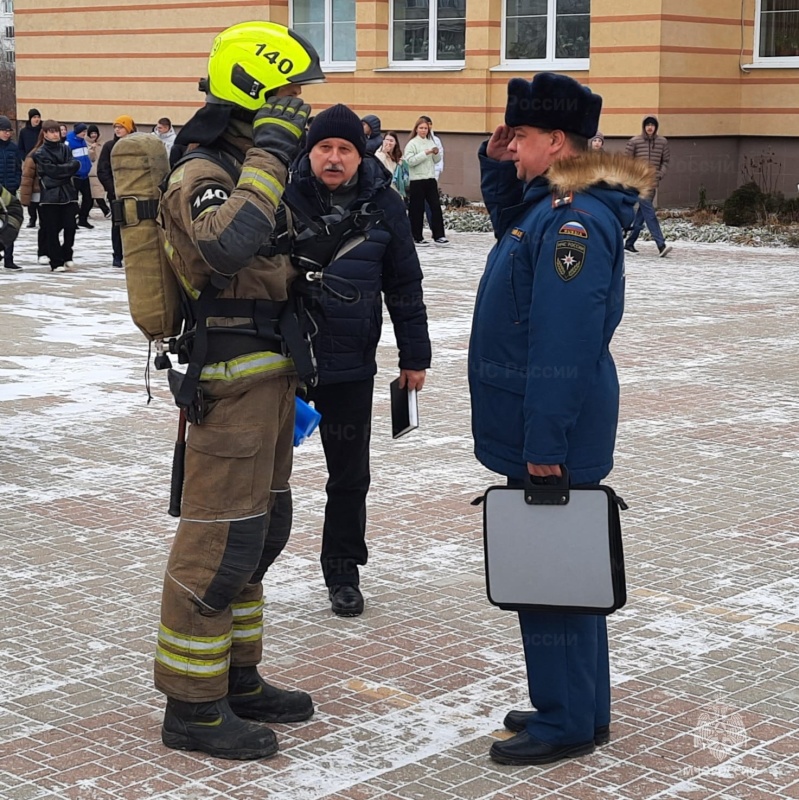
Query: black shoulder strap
176 146 241 185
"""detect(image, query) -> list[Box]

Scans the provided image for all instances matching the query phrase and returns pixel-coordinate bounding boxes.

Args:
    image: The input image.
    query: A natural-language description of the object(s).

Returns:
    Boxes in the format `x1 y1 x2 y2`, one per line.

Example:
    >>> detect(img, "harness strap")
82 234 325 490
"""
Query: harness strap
111 197 160 226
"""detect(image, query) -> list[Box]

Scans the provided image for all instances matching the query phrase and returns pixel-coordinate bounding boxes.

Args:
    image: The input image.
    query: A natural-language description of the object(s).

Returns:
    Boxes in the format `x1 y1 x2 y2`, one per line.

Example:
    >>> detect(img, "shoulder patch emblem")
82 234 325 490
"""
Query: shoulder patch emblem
190 184 229 220
558 221 588 239
555 240 586 282
510 227 525 241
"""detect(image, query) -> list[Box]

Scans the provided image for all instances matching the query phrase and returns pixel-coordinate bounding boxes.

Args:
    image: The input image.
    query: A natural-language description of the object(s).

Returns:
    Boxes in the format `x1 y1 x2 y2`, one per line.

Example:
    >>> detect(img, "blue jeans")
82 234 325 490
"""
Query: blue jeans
627 196 665 249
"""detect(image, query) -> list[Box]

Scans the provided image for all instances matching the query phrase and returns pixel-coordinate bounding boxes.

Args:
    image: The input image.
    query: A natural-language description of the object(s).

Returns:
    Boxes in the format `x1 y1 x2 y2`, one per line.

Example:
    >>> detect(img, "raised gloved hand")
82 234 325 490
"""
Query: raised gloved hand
253 96 311 167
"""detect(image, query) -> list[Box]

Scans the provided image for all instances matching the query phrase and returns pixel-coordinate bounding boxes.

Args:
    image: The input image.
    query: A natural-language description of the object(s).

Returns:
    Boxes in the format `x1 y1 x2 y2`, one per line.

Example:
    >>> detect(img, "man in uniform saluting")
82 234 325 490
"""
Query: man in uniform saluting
469 73 654 766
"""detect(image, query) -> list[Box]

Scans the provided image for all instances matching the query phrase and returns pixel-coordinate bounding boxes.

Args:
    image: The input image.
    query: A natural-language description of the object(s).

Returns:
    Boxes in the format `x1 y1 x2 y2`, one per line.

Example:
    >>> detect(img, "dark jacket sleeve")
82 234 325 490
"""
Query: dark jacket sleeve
33 148 79 185
478 141 524 238
380 188 431 371
97 140 115 195
658 137 671 178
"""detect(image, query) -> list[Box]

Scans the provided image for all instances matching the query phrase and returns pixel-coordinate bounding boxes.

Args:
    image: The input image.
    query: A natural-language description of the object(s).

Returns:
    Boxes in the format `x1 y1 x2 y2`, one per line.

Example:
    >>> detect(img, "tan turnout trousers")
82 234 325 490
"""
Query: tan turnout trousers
154 375 296 702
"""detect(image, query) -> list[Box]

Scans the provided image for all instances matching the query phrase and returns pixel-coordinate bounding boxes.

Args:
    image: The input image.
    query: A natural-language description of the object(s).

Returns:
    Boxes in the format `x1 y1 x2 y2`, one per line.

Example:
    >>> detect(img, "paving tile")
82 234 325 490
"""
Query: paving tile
2 227 799 799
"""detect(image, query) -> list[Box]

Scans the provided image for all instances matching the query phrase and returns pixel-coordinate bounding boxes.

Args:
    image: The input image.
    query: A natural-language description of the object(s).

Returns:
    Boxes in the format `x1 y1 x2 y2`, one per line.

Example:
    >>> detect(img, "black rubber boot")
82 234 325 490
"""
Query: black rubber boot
228 666 314 723
161 697 278 760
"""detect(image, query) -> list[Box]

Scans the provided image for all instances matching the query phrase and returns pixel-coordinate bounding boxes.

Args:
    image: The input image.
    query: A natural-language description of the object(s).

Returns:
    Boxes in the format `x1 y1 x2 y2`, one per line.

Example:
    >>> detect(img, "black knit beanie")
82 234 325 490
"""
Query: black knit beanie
306 104 366 156
28 108 41 120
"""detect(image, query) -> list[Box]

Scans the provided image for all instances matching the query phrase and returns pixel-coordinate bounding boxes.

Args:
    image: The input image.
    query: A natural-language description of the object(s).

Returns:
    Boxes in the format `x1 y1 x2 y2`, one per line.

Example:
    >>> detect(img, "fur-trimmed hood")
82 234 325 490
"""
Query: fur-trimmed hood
546 151 656 197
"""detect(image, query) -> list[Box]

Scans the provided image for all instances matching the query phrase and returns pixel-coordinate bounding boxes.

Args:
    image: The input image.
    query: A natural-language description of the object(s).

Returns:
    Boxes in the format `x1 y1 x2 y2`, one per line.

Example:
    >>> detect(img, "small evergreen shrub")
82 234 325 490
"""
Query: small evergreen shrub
723 182 765 227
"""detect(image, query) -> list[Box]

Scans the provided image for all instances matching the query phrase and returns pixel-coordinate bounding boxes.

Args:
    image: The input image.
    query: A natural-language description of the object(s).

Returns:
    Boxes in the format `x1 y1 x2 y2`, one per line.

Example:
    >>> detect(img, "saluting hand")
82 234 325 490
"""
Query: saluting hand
486 125 516 162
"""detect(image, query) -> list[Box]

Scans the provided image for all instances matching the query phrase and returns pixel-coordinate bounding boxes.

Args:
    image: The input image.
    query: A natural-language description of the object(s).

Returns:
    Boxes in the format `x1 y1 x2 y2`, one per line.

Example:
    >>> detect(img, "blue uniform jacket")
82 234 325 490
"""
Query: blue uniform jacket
469 145 653 484
66 131 92 179
287 154 431 385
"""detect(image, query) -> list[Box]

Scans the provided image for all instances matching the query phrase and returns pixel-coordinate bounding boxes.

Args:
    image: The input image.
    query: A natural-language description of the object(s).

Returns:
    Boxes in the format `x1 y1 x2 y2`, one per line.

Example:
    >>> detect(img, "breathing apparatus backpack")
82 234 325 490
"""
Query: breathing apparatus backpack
110 133 244 376
110 133 185 348
111 134 320 406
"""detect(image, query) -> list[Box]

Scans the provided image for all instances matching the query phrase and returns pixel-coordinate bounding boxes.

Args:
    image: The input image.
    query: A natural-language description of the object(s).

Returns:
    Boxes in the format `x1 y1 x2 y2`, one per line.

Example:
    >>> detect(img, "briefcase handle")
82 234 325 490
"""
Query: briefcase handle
525 466 570 506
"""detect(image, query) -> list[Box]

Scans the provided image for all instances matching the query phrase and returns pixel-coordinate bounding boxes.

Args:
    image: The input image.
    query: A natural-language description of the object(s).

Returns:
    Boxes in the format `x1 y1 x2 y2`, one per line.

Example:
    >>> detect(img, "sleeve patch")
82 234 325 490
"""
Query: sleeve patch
190 184 230 220
558 221 588 239
555 240 586 281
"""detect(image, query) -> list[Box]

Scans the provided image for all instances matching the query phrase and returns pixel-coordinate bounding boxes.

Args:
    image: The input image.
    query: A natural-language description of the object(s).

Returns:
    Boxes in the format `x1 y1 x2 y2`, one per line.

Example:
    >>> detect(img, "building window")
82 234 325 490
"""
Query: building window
757 0 799 59
4 50 14 63
391 0 466 65
4 26 13 39
503 0 590 68
290 0 356 67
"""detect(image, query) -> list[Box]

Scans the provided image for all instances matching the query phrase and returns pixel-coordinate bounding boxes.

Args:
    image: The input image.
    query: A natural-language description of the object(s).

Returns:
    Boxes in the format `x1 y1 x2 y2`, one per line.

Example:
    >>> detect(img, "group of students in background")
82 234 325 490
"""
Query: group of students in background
0 108 176 272
365 114 449 246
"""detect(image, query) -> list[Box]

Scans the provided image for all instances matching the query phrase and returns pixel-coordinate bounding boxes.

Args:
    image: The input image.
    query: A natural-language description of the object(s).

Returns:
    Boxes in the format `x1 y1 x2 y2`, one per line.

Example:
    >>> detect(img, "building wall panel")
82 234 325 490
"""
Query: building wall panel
12 0 798 201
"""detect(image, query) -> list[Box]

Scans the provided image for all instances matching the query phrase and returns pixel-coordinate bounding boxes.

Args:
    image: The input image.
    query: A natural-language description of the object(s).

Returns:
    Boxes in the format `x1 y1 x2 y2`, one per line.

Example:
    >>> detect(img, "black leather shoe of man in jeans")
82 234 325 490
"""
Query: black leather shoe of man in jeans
329 584 364 616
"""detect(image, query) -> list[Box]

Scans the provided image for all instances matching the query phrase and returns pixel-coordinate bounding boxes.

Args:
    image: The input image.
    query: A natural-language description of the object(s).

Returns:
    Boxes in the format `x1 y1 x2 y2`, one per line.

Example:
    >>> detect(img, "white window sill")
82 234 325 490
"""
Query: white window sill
378 64 465 71
492 60 589 72
742 60 799 69
321 63 356 72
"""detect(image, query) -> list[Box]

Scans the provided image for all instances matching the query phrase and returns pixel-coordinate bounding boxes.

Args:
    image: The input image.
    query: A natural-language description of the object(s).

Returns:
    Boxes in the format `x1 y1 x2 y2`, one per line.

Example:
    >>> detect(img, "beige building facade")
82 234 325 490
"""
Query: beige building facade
13 0 799 204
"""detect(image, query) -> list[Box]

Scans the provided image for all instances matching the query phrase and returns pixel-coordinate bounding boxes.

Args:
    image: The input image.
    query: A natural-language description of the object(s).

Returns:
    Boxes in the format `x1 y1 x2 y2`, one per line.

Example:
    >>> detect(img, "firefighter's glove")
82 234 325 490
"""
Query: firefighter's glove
253 96 311 168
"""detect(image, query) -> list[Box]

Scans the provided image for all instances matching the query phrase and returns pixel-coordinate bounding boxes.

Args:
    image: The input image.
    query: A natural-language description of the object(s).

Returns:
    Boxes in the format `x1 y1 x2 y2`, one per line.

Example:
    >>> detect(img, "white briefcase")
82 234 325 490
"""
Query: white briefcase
481 471 627 615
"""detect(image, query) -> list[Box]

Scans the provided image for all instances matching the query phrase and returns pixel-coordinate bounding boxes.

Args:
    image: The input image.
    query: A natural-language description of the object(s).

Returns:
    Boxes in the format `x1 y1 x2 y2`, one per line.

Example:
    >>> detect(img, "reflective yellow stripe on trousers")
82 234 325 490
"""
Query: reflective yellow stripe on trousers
232 598 264 644
155 623 232 678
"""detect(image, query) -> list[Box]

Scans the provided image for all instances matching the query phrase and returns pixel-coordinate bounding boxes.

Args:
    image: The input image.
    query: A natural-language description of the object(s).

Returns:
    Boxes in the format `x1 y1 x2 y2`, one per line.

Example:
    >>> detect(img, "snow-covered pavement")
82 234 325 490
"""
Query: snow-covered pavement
1 213 799 800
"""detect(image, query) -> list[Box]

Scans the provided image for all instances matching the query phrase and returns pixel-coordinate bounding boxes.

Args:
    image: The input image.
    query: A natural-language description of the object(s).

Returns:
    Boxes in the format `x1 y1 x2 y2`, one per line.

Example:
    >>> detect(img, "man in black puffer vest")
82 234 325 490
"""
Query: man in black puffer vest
284 103 431 616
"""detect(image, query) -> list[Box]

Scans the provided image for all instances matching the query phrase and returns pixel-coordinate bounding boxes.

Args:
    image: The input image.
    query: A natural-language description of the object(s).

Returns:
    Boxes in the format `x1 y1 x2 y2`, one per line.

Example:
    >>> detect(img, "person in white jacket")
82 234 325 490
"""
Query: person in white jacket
152 117 176 154
420 115 444 230
404 117 447 245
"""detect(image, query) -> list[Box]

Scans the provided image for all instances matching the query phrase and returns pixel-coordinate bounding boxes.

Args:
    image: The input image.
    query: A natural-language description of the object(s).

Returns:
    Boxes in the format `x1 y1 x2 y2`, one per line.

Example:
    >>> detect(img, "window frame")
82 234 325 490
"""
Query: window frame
388 0 467 69
289 0 356 71
499 0 590 72
753 0 799 67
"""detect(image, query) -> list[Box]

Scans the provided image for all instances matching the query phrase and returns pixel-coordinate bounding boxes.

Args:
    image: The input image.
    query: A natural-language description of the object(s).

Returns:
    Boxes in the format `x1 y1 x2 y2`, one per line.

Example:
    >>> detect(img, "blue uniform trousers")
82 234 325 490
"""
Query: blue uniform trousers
518 611 610 745
506 477 611 746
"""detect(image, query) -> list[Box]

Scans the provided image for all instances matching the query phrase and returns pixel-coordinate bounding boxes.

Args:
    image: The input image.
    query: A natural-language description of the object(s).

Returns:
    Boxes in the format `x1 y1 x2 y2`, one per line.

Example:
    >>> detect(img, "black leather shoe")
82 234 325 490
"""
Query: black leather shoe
490 730 595 765
161 697 278 760
227 666 314 723
77 221 94 229
503 709 610 745
329 584 364 617
624 243 638 253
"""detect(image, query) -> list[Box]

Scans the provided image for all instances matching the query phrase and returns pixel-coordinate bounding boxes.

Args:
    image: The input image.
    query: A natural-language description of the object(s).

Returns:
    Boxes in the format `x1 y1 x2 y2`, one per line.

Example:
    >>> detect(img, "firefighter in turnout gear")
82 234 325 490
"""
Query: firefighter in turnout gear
154 21 325 761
